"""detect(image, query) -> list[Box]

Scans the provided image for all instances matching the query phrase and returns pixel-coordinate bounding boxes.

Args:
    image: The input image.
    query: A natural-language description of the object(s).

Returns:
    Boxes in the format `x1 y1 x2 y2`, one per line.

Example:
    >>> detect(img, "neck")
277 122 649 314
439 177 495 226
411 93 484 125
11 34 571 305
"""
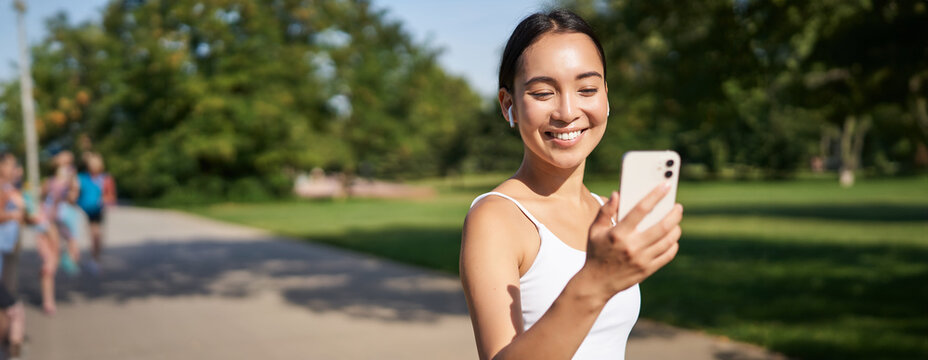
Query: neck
512 150 587 200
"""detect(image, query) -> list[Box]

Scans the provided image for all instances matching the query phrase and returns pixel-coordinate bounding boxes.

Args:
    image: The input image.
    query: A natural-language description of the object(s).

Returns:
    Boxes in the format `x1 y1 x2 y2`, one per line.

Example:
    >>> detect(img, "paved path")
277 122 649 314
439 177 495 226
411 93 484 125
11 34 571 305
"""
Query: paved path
13 207 785 360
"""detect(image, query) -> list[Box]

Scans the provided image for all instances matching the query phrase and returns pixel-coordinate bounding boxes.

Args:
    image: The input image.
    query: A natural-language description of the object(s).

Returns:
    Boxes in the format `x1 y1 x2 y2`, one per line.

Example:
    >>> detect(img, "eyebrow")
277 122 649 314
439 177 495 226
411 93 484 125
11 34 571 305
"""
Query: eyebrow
523 71 604 87
523 76 556 87
576 71 603 80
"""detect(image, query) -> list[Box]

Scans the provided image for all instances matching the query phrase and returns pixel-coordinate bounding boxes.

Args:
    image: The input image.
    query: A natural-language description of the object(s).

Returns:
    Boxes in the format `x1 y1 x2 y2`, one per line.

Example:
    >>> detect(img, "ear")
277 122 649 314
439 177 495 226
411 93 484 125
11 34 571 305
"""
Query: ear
498 88 515 127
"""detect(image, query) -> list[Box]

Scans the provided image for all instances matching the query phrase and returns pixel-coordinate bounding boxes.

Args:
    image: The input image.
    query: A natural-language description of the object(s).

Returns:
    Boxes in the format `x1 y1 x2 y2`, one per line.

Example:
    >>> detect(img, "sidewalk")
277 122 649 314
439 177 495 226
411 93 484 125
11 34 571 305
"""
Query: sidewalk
15 207 785 360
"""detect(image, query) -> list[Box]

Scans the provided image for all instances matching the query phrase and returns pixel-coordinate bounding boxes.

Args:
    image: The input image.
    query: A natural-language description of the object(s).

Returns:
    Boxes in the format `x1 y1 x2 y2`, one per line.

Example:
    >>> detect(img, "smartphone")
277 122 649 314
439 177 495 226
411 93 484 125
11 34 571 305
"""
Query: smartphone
618 150 681 231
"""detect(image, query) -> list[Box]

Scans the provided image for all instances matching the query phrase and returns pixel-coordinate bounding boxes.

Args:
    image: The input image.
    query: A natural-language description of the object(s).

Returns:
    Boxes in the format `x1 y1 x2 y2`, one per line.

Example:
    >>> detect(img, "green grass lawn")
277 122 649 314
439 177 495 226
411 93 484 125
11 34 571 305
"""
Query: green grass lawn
182 175 928 360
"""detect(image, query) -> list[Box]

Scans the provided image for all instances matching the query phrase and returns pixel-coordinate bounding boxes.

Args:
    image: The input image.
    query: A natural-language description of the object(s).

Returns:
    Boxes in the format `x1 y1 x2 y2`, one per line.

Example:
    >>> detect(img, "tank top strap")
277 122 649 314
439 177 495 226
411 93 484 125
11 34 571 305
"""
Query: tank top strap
589 191 616 226
589 192 605 206
470 192 543 229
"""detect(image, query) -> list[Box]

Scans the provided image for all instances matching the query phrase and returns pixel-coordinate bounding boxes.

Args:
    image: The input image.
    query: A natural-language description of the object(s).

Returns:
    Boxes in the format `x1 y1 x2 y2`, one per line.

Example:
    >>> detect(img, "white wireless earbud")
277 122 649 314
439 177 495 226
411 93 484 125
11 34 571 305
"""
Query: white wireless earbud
507 106 515 128
607 104 610 117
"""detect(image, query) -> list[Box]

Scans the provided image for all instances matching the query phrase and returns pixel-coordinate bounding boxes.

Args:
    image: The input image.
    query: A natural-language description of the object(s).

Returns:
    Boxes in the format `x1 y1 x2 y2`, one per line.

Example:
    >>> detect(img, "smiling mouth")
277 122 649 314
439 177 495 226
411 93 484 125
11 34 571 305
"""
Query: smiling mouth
545 129 585 141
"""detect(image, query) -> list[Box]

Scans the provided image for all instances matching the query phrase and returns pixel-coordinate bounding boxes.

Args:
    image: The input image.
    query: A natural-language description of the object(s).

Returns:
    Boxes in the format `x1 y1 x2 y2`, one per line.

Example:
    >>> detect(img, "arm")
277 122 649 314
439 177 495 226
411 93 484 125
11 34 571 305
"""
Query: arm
103 175 116 206
0 191 24 223
67 176 80 203
461 198 535 359
461 186 683 360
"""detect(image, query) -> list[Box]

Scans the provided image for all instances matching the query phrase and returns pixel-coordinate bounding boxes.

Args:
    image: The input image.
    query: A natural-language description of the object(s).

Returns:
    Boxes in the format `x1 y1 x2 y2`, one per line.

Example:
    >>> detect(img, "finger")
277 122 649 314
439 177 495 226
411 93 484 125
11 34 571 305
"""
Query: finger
611 191 620 225
618 181 671 232
643 224 681 260
591 191 620 231
650 241 679 273
639 203 683 246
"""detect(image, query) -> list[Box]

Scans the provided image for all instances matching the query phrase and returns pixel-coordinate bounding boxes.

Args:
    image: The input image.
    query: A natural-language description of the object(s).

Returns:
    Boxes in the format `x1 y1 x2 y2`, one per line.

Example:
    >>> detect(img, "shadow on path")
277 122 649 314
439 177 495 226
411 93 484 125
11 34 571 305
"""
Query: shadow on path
17 237 468 323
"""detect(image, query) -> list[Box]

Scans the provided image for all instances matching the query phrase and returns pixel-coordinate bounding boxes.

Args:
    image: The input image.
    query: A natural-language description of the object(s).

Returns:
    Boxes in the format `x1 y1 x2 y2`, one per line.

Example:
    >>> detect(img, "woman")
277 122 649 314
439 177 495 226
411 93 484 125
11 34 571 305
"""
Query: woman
0 152 25 352
22 160 62 315
460 10 683 360
42 150 82 276
77 152 116 273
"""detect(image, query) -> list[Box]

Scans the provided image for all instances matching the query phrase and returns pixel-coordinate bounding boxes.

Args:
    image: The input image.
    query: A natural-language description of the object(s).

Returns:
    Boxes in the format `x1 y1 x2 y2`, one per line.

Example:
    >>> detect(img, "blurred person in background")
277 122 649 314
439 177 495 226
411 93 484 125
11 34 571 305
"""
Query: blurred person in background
77 152 115 274
21 160 61 315
0 152 26 356
42 150 82 277
460 10 683 360
0 152 24 282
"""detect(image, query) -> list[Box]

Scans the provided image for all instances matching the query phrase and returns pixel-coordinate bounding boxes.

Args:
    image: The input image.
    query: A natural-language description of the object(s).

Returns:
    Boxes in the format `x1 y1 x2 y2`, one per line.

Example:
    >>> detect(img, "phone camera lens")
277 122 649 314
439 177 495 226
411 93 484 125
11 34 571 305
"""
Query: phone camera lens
666 159 674 167
664 171 673 178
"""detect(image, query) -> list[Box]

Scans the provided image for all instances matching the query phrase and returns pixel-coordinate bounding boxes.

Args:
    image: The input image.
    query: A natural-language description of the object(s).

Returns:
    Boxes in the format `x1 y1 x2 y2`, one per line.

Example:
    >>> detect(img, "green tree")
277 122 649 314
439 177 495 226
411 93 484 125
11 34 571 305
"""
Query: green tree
568 0 928 180
0 0 485 200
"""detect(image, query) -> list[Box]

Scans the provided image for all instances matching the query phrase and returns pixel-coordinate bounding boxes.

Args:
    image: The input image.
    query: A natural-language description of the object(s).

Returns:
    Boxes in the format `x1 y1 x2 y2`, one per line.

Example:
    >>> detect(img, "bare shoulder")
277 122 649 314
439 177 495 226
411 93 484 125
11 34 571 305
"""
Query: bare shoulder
464 193 532 244
466 180 537 230
461 185 537 270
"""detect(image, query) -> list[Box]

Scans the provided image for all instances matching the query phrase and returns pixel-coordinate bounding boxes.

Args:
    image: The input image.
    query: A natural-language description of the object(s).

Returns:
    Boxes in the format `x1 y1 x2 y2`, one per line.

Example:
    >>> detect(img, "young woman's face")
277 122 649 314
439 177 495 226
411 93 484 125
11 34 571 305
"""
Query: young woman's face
507 32 608 170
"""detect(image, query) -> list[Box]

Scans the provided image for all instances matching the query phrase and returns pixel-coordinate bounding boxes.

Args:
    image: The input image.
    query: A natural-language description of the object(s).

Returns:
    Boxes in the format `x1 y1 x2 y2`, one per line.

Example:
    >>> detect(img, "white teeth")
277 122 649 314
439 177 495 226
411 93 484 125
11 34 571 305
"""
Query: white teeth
553 130 581 141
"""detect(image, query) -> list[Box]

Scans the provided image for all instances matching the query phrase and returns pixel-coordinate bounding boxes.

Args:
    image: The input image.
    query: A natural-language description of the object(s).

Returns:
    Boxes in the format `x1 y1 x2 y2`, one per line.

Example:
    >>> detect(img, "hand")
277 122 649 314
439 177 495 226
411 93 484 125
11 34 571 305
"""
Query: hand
582 183 683 300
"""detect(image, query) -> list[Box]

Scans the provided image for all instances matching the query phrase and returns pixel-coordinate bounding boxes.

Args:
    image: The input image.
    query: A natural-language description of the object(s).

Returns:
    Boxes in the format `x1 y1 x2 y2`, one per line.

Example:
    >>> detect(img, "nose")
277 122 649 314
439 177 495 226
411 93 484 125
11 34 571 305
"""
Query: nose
552 92 581 124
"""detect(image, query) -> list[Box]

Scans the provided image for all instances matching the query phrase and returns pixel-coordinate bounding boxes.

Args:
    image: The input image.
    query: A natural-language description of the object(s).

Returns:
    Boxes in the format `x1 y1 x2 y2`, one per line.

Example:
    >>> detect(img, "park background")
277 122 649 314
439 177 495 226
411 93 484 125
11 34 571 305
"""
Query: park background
0 0 926 359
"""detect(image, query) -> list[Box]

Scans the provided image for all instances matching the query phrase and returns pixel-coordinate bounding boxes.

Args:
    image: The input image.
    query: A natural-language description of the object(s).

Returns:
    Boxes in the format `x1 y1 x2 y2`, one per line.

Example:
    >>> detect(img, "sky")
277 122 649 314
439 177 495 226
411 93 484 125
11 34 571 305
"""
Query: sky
0 0 553 97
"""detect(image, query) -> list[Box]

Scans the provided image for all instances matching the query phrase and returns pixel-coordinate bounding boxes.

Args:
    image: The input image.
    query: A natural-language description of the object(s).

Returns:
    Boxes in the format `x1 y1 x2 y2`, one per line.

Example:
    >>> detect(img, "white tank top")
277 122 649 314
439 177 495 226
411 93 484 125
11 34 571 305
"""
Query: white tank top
470 192 641 360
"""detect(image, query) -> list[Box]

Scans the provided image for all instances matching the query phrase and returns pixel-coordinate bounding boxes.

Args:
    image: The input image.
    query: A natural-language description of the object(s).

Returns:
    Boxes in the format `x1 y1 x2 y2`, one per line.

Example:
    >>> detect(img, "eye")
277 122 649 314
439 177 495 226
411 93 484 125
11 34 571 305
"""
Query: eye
530 92 554 99
579 88 598 96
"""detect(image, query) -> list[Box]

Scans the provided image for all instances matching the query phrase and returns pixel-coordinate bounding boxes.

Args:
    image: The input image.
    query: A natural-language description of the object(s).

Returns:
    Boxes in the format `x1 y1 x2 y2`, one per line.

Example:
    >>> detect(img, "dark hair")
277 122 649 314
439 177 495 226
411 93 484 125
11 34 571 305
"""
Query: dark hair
498 9 606 92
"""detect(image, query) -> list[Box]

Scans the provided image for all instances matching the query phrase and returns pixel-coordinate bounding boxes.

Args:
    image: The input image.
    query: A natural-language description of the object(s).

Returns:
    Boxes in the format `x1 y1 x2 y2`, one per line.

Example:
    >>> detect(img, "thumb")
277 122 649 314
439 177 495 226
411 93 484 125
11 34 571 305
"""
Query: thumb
592 191 620 229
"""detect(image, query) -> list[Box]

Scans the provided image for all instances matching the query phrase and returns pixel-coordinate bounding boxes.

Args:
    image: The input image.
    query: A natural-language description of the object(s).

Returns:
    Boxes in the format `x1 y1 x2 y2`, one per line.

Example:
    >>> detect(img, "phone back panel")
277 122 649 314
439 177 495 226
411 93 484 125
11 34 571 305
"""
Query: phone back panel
618 150 681 231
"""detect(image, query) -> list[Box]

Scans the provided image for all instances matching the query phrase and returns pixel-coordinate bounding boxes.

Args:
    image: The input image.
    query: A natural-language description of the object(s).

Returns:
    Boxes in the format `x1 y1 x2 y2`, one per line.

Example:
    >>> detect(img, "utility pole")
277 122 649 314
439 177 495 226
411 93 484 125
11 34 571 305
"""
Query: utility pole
14 0 39 201
5 0 41 293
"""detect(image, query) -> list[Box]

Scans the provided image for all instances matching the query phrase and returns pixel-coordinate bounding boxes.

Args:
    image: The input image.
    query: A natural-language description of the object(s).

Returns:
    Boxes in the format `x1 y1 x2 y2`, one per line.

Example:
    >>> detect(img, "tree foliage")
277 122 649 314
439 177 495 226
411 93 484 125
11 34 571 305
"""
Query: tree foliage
0 0 484 200
569 0 928 178
2 0 925 200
